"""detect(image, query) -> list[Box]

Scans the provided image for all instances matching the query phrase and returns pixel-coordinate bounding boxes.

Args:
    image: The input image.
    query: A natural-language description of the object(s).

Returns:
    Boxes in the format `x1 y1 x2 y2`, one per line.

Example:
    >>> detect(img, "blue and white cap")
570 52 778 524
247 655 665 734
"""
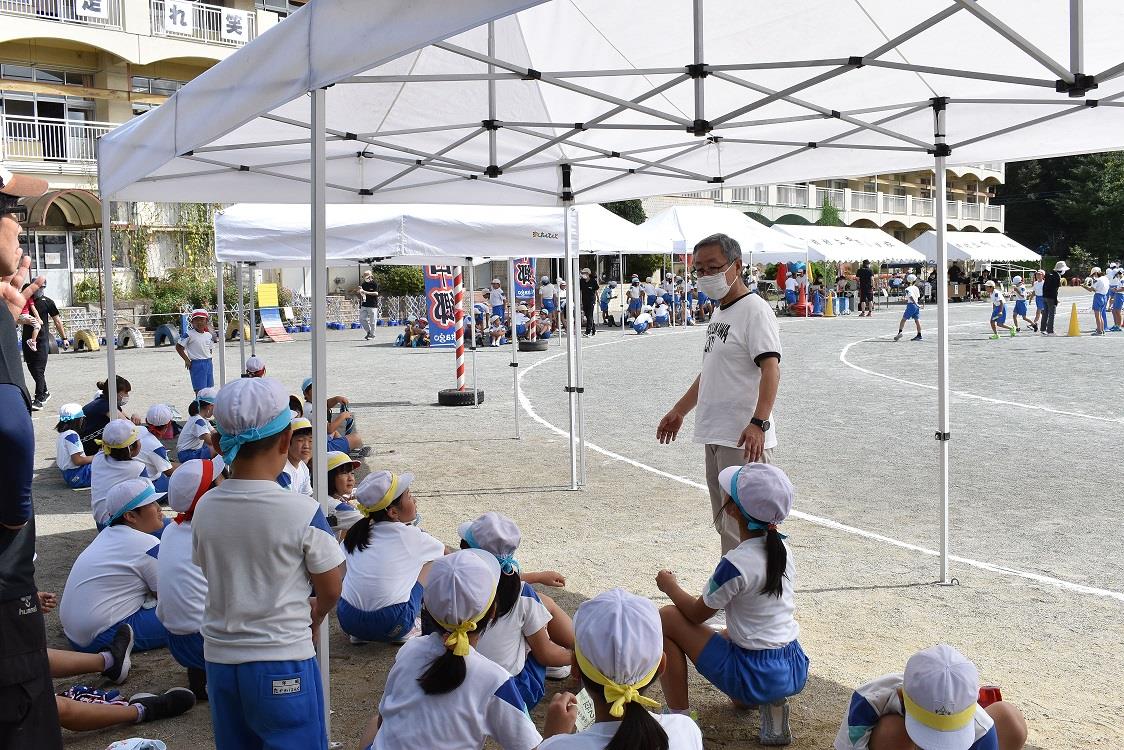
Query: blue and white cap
213 377 291 464
196 387 219 404
58 402 84 422
717 462 794 527
458 512 521 574
104 477 163 525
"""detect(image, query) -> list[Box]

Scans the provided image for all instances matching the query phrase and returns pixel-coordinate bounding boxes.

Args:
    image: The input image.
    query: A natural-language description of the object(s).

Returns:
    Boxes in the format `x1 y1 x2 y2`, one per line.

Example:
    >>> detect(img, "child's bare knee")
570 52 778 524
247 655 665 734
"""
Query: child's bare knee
986 702 1027 749
869 713 914 750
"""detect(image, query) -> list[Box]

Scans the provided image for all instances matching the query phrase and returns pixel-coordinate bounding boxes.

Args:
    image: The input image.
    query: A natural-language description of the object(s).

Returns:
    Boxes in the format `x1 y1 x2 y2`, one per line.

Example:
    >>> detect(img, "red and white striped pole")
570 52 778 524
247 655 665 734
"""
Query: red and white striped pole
453 267 465 391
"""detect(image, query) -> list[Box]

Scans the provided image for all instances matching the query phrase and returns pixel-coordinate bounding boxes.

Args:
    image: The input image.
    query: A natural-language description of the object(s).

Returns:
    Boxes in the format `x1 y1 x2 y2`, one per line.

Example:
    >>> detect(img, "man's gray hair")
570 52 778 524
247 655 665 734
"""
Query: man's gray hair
694 233 742 264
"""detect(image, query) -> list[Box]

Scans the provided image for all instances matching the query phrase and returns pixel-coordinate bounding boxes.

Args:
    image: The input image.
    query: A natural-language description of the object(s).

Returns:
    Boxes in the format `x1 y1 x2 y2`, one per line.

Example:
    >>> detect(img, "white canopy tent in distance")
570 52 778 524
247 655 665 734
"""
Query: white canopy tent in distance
95 0 1124 740
910 229 1044 264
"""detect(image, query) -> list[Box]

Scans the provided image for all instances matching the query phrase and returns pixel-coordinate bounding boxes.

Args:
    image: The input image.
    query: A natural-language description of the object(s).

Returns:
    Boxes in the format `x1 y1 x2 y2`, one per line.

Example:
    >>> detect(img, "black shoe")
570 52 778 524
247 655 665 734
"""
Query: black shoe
30 400 42 411
187 667 208 701
40 391 51 404
101 624 134 685
130 687 197 722
350 446 371 458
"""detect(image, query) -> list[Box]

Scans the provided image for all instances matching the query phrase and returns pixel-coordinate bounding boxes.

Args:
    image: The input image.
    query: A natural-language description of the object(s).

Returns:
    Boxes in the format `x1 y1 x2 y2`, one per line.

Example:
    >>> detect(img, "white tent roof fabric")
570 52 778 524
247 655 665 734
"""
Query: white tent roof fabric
909 230 1042 263
213 203 662 267
767 224 927 264
639 205 807 258
99 1 1124 204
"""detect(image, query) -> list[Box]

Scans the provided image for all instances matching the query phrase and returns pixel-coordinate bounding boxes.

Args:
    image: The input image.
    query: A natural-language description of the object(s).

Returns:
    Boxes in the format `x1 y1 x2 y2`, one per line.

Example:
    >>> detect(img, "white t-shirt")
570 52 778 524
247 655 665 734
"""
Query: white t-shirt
90 454 149 525
176 415 212 453
156 519 207 635
514 312 530 327
488 287 506 306
990 290 1005 307
540 714 703 750
540 283 558 301
283 459 313 498
1033 279 1045 297
694 293 781 450
627 284 642 300
702 536 799 650
137 430 172 478
373 634 542 750
60 525 159 647
785 277 797 292
654 303 669 319
178 328 214 361
1012 283 1027 301
341 522 445 612
633 312 653 327
1093 276 1109 294
191 479 344 664
57 430 83 471
642 282 657 297
661 280 674 294
476 582 551 676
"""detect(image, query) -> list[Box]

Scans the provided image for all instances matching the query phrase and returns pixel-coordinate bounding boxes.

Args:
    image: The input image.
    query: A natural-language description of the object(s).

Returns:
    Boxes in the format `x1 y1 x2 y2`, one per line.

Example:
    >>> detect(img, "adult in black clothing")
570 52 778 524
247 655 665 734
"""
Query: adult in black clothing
1041 260 1066 335
579 267 599 336
356 270 380 340
856 259 875 317
21 282 67 410
0 168 63 749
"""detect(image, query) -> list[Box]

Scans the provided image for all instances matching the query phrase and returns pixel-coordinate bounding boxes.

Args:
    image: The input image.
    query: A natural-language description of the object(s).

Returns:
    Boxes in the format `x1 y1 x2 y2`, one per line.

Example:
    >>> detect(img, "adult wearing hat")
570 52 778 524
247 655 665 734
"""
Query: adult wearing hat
357 270 381 340
0 166 63 748
1041 260 1067 335
21 278 68 411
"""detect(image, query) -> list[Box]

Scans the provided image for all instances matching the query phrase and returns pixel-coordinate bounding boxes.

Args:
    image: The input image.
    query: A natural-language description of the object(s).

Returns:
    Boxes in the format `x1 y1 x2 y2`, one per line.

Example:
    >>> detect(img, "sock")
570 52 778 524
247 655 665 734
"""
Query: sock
100 651 114 672
133 703 146 723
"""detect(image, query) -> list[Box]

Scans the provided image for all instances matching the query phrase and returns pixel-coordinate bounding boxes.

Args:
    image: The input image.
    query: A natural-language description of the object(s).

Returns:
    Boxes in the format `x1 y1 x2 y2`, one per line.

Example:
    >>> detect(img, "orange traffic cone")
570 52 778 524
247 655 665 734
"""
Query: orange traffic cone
1067 302 1081 336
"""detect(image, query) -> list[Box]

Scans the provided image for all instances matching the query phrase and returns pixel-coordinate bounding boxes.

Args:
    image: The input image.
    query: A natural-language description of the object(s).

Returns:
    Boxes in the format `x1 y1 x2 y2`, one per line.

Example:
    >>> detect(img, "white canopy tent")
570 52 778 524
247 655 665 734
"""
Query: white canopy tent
93 1 1124 739
639 204 807 258
769 224 928 264
910 230 1042 263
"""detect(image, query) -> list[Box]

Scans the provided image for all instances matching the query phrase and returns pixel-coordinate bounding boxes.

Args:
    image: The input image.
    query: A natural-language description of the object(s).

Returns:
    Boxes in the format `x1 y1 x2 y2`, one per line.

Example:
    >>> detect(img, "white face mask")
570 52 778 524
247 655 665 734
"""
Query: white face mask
118 395 129 406
695 262 735 300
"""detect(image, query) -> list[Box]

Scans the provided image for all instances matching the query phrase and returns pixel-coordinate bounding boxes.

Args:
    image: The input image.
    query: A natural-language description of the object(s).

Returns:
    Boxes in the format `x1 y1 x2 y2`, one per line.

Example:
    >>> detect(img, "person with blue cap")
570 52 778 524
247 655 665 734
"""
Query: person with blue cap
176 387 218 462
656 462 808 746
55 402 93 489
191 377 344 750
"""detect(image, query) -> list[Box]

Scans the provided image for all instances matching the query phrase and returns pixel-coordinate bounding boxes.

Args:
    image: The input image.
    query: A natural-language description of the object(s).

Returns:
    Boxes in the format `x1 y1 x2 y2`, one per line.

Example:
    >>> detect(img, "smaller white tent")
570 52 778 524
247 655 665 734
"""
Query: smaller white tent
639 205 806 259
910 231 1041 264
768 225 926 265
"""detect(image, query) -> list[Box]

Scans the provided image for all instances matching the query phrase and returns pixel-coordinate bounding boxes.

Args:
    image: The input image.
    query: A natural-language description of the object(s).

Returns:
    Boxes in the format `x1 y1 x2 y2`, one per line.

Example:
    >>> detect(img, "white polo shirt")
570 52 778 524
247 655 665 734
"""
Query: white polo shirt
176 415 212 453
283 459 313 497
633 312 653 327
694 292 781 450
156 519 207 635
178 328 213 361
137 429 172 478
191 479 344 664
340 522 445 612
1093 276 1109 295
476 582 551 677
1033 279 1045 297
488 287 506 307
702 536 798 650
60 525 159 647
540 283 558 302
540 714 702 749
57 430 83 471
373 634 542 750
90 454 149 526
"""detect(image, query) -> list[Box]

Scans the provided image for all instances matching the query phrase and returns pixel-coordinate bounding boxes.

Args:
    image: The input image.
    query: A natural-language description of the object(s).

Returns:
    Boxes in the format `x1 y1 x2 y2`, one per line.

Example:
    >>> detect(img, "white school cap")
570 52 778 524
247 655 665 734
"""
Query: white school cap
196 387 219 404
101 419 140 453
717 462 794 526
984 280 995 287
458 512 521 573
189 308 209 320
145 404 173 427
1090 266 1102 275
58 402 85 422
104 477 163 525
213 377 291 463
492 278 501 284
290 417 313 432
424 549 501 656
903 644 980 750
355 469 414 514
541 275 550 282
245 355 265 374
167 457 224 514
573 588 663 718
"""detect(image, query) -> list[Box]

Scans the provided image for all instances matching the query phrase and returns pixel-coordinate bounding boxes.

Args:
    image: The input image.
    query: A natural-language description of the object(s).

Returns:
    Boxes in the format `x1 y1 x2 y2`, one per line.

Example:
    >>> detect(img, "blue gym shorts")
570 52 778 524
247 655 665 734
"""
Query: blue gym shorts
1014 299 1028 316
1092 292 1107 312
633 321 650 334
1112 292 1124 311
336 582 422 642
168 631 206 671
1034 295 1046 310
902 302 920 321
512 652 546 710
991 305 1007 323
62 464 92 489
71 607 169 653
206 657 326 750
696 636 808 706
189 359 214 393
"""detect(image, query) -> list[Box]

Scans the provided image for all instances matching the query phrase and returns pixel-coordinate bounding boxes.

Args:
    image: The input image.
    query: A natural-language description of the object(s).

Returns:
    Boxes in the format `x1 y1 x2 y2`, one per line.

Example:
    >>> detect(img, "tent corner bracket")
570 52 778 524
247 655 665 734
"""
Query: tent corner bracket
1056 74 1096 97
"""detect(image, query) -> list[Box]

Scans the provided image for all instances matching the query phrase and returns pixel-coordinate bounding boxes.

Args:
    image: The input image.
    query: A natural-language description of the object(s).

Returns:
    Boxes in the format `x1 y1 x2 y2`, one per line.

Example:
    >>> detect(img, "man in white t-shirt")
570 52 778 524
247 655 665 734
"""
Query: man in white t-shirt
657 233 781 554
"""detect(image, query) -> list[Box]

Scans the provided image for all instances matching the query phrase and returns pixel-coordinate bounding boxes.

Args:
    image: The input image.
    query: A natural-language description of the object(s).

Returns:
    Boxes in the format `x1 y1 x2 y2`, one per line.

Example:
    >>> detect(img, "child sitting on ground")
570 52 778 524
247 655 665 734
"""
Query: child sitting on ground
91 419 161 528
56 403 93 489
176 388 218 462
301 377 367 456
279 416 313 496
633 305 654 334
514 305 531 340
138 404 175 493
17 294 42 351
338 470 447 645
489 314 506 346
657 462 808 746
359 550 573 750
654 299 671 327
325 450 363 531
458 512 575 709
539 588 704 749
193 377 344 749
60 478 170 653
537 308 554 339
834 644 1027 750
156 457 225 701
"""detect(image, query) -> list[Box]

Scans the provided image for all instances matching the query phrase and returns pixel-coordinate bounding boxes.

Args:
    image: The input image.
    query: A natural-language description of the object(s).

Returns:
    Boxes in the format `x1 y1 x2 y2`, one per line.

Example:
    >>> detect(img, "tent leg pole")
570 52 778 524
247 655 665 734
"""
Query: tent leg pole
468 260 479 408
508 258 519 439
563 205 578 490
216 261 226 385
573 249 587 486
309 86 334 746
248 262 257 356
933 101 952 585
100 198 117 416
237 262 246 368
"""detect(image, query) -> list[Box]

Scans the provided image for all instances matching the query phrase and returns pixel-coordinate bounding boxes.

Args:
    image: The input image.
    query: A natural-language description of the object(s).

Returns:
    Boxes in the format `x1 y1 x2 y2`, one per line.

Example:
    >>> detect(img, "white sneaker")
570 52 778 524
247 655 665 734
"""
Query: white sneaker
348 635 368 645
759 698 792 746
390 617 422 645
545 665 571 680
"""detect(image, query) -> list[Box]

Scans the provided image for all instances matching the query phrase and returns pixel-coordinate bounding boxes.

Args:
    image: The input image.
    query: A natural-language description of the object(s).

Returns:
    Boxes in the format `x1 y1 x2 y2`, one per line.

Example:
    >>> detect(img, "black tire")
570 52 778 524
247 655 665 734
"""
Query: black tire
437 388 484 406
518 339 550 352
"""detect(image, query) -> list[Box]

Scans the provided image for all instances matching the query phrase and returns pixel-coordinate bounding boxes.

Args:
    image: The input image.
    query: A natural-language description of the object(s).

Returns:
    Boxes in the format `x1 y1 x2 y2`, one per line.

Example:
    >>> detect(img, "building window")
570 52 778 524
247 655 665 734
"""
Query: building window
256 0 306 16
1 65 93 88
131 77 186 96
0 93 96 122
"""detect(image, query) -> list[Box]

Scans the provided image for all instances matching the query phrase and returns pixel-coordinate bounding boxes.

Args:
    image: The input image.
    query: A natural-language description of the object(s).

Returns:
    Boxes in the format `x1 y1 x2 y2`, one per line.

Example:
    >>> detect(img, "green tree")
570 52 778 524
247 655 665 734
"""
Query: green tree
815 197 843 226
372 265 423 296
601 199 646 225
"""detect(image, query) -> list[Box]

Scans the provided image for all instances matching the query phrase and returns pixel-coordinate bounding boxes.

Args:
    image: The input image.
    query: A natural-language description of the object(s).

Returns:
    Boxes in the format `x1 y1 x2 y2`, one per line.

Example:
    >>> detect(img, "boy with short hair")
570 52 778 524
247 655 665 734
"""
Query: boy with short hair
986 281 1015 339
893 286 923 342
301 377 366 456
176 309 216 395
281 416 313 497
192 377 344 750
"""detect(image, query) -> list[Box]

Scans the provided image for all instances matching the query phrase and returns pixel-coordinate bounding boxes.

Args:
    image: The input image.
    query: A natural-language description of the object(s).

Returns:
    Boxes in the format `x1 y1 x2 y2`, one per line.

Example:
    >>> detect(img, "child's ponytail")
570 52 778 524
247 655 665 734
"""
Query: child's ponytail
606 700 669 750
761 525 787 598
418 605 494 695
188 399 200 417
341 497 400 554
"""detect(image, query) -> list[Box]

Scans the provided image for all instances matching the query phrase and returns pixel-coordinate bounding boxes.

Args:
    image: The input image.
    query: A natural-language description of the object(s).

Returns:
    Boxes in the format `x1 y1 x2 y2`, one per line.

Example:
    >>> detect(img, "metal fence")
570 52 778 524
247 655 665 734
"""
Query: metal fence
150 0 257 46
0 115 114 164
0 0 124 29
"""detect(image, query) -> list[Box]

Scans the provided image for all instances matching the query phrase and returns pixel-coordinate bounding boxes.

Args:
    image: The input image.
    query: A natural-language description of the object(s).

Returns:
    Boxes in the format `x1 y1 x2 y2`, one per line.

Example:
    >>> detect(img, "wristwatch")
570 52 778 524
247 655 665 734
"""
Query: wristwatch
750 417 771 432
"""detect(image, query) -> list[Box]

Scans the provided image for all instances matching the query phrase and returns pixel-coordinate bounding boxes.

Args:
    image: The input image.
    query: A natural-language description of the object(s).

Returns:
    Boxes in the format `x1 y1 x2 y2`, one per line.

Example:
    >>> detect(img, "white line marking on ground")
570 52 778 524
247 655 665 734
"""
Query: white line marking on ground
518 327 1124 603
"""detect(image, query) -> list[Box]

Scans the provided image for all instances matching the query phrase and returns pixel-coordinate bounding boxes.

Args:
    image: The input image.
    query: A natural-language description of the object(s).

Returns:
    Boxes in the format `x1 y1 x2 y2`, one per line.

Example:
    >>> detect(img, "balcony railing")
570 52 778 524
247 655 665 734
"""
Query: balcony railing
729 186 768 204
0 0 124 29
962 202 980 220
946 200 959 219
814 187 844 210
1 115 114 164
912 196 934 217
984 203 1003 222
679 189 722 201
850 190 877 212
776 184 808 207
882 194 906 214
150 0 257 46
